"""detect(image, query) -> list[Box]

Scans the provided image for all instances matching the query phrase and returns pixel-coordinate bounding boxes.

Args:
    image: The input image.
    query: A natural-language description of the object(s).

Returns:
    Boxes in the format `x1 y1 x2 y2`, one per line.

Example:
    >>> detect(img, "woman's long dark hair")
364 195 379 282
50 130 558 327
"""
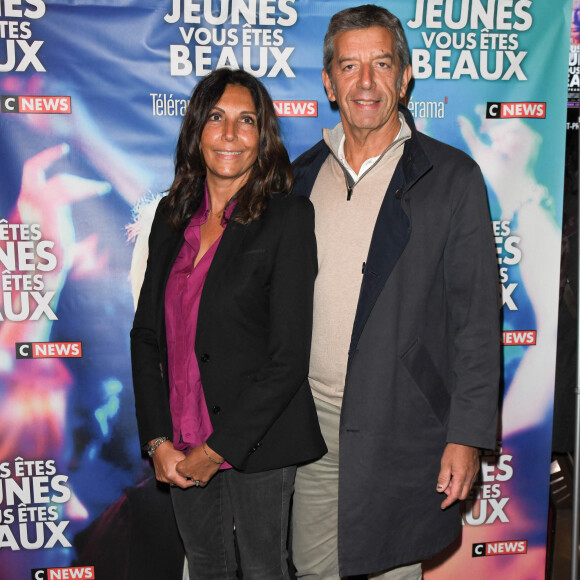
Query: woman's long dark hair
163 68 292 229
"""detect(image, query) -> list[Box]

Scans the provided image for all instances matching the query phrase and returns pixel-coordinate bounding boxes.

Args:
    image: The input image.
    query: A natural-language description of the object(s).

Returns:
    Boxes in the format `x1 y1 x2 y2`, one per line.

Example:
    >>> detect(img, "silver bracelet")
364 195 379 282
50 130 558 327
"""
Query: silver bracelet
147 436 169 457
202 442 224 465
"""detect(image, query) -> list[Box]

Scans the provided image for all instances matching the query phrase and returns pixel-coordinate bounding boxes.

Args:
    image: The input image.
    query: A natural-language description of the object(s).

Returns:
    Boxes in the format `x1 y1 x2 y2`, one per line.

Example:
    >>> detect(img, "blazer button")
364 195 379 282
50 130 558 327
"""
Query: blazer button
200 353 210 363
212 406 221 415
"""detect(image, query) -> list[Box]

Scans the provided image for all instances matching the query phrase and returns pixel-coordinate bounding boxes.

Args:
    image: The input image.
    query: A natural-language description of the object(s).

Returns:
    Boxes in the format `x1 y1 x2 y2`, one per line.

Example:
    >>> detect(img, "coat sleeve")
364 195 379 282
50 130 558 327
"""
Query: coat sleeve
444 163 500 450
205 196 317 468
130 203 175 451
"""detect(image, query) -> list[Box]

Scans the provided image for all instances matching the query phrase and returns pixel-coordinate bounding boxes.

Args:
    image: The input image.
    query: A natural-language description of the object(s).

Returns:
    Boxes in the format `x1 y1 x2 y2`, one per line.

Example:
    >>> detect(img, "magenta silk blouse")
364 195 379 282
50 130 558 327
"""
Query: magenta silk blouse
164 186 235 469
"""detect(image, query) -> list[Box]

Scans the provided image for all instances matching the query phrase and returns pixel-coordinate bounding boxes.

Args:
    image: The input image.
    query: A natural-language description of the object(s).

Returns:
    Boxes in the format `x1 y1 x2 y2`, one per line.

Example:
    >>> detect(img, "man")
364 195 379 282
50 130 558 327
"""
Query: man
291 5 500 579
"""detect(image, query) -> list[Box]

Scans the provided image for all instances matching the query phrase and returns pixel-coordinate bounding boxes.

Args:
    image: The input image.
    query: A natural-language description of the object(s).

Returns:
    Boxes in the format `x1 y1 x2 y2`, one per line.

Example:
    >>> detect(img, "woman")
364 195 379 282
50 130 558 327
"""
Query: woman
130 68 326 579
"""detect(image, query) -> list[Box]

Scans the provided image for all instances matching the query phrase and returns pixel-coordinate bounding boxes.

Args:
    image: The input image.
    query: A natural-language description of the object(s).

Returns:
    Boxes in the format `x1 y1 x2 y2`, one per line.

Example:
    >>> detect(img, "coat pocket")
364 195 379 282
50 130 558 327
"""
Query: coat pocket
400 338 450 426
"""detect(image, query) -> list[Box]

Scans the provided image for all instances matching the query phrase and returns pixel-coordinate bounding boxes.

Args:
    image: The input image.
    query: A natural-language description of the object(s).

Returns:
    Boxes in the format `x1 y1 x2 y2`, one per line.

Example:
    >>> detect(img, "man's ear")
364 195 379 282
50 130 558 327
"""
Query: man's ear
399 64 413 100
322 69 336 102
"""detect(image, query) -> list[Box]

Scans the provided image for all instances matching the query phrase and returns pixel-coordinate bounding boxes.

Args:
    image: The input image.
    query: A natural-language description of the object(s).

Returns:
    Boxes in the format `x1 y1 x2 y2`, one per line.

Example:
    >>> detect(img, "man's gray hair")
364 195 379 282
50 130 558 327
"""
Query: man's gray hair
323 4 411 85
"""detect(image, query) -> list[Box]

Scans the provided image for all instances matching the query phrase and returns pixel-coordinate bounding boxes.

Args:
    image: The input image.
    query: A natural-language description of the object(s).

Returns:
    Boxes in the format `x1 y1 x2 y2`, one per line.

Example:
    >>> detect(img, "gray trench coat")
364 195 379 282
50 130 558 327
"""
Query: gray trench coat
292 105 500 576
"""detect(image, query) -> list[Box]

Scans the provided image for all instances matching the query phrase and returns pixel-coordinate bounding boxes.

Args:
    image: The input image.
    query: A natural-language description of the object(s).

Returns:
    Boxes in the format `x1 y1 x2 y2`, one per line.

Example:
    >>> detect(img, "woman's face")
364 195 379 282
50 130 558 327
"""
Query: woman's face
200 84 260 191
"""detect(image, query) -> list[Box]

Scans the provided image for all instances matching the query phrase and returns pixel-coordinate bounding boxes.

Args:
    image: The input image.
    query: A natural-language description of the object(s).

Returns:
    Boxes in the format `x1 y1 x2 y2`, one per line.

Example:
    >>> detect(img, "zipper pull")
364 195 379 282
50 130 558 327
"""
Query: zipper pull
344 170 355 200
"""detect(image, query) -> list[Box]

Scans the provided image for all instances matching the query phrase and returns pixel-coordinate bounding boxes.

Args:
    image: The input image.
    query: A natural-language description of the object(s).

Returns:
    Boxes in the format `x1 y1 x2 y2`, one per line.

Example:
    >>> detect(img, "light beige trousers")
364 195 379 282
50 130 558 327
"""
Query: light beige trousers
292 397 423 580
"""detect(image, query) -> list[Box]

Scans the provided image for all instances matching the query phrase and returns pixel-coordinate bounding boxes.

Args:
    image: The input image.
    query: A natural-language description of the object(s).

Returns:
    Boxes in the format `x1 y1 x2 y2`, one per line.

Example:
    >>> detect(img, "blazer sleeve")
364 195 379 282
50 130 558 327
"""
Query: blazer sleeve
205 196 317 468
130 203 175 450
444 163 500 450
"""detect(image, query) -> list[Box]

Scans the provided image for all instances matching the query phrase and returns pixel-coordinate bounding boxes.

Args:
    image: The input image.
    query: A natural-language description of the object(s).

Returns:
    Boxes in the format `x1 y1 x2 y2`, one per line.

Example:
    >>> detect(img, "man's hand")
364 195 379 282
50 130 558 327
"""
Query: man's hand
436 443 479 509
151 440 194 489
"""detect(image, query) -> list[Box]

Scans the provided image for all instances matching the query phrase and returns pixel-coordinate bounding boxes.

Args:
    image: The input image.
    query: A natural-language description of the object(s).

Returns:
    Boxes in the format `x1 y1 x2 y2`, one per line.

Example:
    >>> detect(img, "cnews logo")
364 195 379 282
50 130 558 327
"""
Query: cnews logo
486 102 545 119
502 330 536 345
31 567 95 580
1 95 72 114
273 100 317 117
472 540 527 557
16 342 82 359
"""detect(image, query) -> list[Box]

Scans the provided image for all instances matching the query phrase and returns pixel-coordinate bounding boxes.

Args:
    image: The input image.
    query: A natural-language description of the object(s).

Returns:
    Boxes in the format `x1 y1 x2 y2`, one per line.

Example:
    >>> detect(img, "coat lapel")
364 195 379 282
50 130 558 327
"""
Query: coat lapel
348 108 432 357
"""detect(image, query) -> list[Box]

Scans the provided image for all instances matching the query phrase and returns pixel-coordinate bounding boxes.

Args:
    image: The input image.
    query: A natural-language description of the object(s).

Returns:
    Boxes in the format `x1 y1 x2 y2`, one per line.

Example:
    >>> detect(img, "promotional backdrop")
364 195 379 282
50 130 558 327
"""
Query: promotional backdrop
0 1 572 578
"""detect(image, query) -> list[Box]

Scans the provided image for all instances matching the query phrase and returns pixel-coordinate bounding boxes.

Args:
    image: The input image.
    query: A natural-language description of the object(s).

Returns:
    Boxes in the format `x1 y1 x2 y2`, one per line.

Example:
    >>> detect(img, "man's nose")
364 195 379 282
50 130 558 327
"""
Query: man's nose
357 63 374 89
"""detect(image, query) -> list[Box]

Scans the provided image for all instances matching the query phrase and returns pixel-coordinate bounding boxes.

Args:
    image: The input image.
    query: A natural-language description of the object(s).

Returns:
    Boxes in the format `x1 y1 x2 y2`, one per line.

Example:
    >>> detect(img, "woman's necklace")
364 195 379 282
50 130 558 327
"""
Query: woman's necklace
208 207 225 220
208 193 236 221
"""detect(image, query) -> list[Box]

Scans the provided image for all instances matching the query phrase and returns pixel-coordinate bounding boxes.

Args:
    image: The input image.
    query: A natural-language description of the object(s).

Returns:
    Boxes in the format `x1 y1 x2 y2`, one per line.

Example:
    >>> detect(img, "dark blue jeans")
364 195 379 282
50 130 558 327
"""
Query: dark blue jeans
170 466 296 579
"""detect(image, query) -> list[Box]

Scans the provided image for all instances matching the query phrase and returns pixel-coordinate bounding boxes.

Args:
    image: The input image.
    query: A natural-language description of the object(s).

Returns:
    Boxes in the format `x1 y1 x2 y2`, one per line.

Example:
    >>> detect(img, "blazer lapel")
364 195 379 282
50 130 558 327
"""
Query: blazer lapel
199 207 250 312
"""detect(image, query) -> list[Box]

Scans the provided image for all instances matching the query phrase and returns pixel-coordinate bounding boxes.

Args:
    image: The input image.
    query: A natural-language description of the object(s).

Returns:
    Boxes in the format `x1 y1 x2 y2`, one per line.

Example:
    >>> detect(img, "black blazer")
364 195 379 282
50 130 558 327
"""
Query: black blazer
131 191 326 472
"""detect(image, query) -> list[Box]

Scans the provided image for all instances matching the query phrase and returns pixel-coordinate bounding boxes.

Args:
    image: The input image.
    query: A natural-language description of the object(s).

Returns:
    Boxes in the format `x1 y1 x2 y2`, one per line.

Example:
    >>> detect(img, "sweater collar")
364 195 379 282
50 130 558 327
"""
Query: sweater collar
320 104 431 192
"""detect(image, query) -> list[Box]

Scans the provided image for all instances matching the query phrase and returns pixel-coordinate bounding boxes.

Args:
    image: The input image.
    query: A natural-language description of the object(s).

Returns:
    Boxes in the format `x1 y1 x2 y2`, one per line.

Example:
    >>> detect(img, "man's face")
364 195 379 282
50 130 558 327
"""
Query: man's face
322 26 411 143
